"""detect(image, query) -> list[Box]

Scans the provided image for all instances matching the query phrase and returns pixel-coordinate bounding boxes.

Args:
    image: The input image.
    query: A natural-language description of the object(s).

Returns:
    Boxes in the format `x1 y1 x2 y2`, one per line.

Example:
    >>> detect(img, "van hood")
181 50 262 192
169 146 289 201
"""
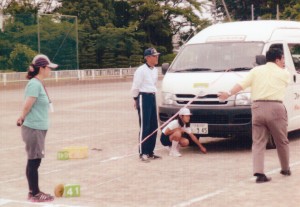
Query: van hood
162 72 248 96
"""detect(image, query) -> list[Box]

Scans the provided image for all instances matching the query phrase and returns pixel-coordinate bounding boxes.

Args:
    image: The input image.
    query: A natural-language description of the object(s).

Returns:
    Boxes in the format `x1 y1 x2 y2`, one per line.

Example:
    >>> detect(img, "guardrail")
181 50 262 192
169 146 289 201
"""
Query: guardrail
0 67 163 86
0 67 164 86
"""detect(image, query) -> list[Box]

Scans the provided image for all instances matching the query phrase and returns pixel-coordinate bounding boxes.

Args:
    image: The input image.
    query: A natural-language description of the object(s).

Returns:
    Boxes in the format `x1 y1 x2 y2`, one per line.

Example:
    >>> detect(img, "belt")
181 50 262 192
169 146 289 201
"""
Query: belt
140 92 155 95
253 100 282 103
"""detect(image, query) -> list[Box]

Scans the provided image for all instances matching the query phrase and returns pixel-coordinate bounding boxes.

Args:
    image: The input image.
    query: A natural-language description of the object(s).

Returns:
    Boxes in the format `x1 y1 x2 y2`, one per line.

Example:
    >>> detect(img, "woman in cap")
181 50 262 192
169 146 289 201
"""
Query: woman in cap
17 54 58 202
160 107 207 157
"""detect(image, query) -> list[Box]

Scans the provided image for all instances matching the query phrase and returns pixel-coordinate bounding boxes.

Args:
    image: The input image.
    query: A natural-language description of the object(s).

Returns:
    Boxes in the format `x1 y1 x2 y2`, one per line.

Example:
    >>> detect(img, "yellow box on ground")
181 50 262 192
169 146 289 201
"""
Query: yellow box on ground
62 146 88 159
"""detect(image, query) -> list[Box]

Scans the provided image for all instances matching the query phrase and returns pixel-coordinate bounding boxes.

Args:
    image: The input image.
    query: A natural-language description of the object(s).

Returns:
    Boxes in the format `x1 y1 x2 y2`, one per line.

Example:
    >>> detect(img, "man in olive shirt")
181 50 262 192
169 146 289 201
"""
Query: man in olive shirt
218 48 291 183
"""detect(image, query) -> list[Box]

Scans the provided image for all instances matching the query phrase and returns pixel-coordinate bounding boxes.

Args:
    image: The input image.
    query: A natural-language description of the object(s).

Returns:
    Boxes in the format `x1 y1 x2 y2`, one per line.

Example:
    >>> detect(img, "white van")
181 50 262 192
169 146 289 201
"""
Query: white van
159 20 300 145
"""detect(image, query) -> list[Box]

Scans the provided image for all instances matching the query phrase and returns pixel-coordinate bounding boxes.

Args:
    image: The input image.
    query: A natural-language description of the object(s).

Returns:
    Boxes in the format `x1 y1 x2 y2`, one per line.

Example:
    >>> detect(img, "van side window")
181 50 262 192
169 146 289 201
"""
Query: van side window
288 44 300 72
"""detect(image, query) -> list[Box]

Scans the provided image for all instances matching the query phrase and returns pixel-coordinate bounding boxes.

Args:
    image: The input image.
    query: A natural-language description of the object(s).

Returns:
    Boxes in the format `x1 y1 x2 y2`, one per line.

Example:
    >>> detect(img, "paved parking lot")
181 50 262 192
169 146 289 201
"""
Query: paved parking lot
0 79 300 207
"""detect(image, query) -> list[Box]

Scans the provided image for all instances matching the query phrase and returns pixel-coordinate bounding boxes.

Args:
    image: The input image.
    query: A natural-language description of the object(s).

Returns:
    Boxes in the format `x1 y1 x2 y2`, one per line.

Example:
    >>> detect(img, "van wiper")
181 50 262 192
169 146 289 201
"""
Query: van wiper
175 68 212 72
227 67 252 72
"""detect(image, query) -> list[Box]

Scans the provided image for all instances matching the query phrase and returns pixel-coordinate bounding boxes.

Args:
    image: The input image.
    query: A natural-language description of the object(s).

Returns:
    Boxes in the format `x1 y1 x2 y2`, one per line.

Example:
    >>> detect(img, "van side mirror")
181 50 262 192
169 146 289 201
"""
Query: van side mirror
256 55 266 65
161 63 169 75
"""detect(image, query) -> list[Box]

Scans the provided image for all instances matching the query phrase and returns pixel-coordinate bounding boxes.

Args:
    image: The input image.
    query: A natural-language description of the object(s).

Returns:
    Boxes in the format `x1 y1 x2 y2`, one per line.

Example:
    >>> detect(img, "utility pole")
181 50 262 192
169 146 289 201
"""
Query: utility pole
221 0 232 21
251 4 254 20
276 4 280 20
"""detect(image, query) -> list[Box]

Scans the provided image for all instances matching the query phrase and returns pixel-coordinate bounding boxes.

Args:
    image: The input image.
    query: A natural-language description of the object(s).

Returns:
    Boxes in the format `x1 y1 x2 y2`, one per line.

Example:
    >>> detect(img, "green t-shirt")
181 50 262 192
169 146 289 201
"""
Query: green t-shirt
23 78 50 130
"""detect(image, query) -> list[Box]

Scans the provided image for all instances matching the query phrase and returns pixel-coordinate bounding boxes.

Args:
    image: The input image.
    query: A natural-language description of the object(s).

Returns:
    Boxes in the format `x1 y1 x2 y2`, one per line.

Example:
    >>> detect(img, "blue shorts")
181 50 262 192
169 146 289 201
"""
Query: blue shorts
160 133 171 146
160 132 191 147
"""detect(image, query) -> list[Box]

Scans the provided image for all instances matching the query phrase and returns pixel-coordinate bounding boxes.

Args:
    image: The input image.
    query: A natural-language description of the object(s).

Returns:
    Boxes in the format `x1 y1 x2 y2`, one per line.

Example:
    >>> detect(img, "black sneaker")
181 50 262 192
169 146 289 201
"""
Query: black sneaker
280 169 291 176
148 154 162 160
254 173 271 183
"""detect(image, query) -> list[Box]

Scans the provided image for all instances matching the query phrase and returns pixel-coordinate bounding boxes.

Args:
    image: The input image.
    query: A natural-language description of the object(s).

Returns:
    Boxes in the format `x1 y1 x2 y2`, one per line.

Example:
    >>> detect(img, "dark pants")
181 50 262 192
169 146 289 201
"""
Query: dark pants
137 93 158 156
26 159 41 195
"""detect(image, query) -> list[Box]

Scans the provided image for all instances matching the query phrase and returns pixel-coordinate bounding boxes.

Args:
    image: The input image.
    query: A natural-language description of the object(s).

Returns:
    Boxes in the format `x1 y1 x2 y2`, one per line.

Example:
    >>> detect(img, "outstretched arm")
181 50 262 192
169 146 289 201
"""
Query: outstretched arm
188 133 207 154
218 84 243 101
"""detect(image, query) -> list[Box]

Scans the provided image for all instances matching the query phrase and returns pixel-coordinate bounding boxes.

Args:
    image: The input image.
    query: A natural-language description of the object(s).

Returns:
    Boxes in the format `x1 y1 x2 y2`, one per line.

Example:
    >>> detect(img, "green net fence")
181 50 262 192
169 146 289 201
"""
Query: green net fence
0 13 78 72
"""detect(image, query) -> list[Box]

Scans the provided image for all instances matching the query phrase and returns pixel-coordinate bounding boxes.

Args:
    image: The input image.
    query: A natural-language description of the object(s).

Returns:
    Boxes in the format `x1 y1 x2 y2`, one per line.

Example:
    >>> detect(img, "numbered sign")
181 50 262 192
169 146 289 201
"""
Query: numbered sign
57 151 69 160
191 123 208 134
64 184 80 197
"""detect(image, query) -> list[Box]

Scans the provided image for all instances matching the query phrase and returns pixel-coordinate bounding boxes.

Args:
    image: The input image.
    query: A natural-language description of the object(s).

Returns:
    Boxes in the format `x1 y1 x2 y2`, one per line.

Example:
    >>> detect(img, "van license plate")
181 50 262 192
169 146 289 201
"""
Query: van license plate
191 123 208 134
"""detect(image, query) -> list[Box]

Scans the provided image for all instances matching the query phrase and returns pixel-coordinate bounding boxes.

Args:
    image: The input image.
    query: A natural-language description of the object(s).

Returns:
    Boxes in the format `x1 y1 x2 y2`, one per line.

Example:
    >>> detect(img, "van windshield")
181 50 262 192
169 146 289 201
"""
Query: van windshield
169 42 264 72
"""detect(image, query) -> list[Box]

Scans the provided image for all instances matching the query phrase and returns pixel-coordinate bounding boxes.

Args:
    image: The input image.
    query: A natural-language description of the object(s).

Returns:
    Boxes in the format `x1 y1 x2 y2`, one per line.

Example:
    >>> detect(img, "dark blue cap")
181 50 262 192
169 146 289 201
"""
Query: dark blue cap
144 48 160 57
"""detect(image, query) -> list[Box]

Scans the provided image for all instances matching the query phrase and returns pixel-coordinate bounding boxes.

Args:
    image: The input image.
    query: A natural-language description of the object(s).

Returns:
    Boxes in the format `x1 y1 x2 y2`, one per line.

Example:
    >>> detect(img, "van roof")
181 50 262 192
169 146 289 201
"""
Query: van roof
188 20 300 44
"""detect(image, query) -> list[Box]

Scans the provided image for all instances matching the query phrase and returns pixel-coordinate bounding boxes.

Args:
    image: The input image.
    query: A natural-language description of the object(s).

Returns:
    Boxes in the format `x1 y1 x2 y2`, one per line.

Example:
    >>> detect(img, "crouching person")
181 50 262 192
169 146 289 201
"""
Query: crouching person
160 107 207 157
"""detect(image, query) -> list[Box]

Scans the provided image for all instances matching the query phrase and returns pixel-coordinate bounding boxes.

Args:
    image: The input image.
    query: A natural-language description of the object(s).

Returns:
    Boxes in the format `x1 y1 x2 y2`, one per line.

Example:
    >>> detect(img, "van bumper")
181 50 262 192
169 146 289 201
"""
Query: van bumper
158 105 252 138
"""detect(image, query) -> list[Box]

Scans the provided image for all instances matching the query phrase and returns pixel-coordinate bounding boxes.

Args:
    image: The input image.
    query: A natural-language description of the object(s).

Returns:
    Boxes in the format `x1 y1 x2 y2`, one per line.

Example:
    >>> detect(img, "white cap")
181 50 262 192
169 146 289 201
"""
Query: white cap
32 54 58 69
179 107 192 116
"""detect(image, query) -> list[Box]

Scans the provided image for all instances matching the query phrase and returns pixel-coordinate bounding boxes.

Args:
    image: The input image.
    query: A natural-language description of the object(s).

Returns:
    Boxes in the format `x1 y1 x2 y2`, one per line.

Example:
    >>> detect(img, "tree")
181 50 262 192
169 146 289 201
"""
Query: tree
282 1 300 20
214 0 295 21
57 0 115 30
96 24 143 68
129 0 211 53
9 43 36 71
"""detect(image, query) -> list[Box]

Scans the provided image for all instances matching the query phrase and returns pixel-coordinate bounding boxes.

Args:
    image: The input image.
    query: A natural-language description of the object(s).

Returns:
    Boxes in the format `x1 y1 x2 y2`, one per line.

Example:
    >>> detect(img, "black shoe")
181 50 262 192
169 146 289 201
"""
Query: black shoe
280 169 291 176
254 173 271 183
148 154 162 160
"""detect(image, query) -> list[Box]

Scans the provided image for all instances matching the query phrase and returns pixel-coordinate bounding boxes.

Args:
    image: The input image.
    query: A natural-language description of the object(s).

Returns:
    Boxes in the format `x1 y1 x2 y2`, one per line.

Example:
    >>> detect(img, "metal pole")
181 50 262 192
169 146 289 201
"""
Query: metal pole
75 16 79 69
221 0 232 22
251 4 254 20
276 4 279 20
37 14 40 53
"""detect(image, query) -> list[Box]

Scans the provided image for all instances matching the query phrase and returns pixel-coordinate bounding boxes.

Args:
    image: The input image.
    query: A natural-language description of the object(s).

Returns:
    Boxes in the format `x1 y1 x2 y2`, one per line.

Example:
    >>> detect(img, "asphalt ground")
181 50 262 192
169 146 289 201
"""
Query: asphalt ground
0 79 300 207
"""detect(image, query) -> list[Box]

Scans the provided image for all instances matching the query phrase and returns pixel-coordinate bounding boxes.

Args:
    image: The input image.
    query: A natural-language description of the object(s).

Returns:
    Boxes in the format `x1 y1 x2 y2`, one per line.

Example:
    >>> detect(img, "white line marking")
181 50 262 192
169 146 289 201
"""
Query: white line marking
0 199 10 205
173 190 225 207
173 160 300 207
0 198 87 207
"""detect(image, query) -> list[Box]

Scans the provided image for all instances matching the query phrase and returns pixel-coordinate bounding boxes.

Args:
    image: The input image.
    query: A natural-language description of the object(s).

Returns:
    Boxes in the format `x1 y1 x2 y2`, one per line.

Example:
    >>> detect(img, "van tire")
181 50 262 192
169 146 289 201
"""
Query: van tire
266 135 276 149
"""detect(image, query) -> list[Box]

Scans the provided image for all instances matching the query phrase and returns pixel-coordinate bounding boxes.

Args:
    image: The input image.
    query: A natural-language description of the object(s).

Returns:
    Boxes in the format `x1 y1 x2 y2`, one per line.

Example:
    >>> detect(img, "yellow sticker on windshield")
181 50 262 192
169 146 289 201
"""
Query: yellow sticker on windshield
193 83 209 88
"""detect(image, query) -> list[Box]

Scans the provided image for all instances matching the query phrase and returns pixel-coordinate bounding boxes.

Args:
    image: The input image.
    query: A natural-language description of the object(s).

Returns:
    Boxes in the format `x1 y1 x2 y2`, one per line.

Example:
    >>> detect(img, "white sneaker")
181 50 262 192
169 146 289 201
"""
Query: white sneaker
140 154 150 163
169 150 182 157
165 146 171 152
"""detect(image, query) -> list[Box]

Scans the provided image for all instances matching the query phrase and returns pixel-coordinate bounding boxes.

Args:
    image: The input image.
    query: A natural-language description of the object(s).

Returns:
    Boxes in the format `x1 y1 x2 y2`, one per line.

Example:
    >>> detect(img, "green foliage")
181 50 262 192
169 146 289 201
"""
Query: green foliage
215 0 296 21
282 2 300 20
8 0 300 71
129 54 143 67
9 44 36 72
38 15 78 69
159 53 176 65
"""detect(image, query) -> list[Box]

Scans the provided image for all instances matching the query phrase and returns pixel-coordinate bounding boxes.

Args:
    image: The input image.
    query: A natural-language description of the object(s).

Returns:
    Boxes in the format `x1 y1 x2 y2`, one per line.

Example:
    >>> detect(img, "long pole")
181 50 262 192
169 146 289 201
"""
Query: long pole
37 14 40 53
75 16 79 69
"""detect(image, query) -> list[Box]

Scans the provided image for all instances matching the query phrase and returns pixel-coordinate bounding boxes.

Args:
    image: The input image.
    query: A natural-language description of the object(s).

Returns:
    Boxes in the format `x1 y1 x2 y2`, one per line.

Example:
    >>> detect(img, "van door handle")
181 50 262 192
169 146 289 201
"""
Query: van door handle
294 75 296 82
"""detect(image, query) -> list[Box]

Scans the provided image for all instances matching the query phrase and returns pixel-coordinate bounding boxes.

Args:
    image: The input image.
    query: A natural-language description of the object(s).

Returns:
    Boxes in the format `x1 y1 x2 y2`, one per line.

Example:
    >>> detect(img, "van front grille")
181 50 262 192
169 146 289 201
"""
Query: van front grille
190 115 229 124
175 94 226 105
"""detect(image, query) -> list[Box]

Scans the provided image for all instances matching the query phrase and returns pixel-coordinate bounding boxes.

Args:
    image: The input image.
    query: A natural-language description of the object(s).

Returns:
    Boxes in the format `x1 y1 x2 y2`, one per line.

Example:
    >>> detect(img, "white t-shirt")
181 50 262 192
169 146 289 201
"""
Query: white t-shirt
162 120 192 134
131 64 158 98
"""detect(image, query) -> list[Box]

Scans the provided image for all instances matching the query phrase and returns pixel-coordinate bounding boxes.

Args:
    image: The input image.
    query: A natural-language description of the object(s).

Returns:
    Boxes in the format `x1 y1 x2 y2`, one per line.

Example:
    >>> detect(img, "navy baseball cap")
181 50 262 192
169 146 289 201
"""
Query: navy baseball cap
144 48 160 57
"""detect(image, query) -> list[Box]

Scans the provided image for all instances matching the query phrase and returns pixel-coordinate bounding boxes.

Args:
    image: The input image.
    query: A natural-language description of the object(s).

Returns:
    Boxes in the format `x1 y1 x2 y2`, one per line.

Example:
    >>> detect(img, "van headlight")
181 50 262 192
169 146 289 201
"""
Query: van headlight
235 93 251 106
162 92 174 105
